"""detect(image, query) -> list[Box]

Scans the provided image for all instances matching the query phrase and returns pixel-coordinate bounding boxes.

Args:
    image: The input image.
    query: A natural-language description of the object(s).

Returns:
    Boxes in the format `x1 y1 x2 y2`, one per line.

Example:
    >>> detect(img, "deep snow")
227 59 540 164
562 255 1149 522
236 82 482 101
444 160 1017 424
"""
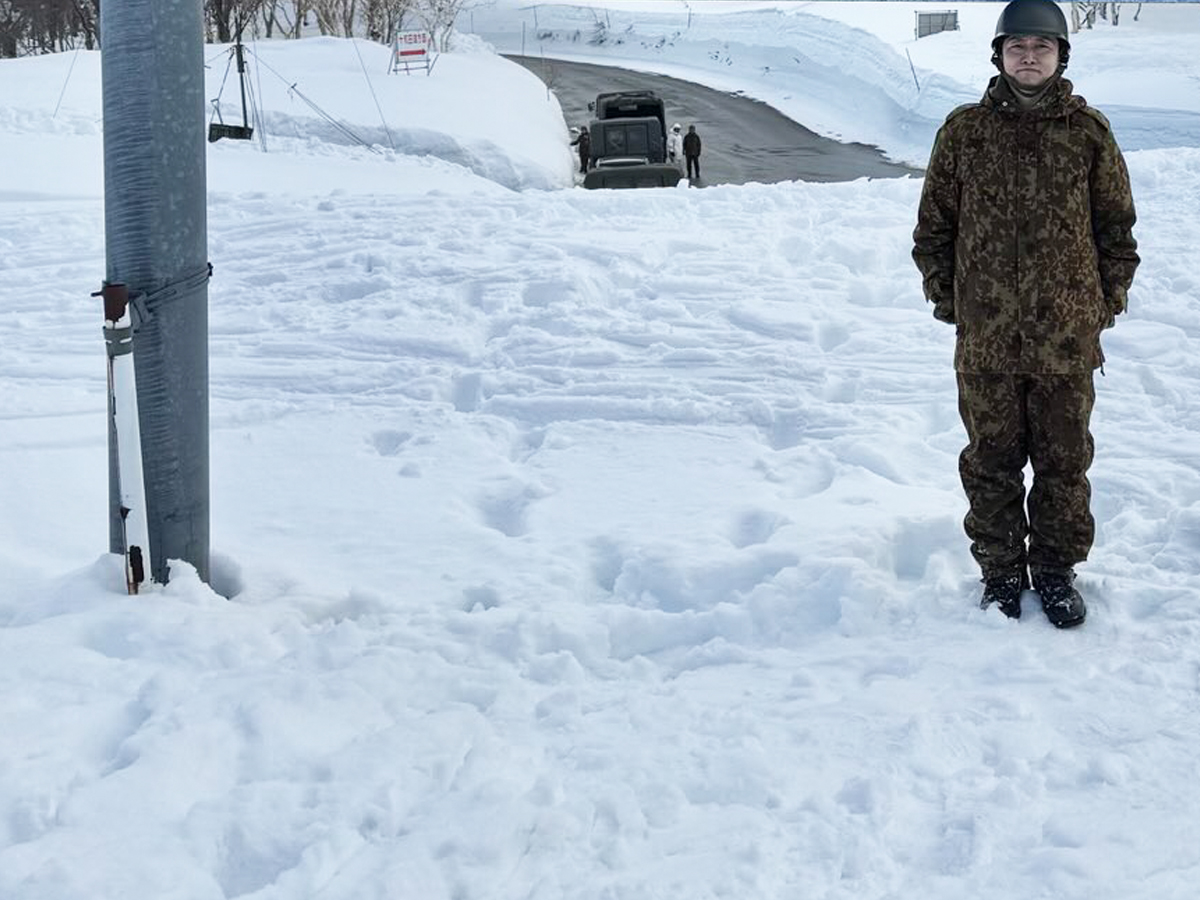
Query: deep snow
2 3 1200 899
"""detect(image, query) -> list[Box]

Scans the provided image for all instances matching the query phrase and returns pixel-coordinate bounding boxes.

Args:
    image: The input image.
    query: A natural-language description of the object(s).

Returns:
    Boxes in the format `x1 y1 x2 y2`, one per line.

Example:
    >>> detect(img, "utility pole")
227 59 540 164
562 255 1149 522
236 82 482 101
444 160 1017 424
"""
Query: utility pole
100 0 211 587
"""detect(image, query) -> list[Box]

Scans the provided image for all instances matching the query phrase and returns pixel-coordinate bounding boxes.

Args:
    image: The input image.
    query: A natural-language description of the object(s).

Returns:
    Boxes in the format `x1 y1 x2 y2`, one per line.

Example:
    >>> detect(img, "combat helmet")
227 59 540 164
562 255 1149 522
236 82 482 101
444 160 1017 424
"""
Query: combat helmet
991 0 1070 72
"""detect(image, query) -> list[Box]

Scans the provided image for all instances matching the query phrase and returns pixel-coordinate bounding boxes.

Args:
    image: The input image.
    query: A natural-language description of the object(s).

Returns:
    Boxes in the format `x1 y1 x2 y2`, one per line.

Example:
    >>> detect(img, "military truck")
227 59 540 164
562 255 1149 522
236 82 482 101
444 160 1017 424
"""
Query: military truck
582 90 682 190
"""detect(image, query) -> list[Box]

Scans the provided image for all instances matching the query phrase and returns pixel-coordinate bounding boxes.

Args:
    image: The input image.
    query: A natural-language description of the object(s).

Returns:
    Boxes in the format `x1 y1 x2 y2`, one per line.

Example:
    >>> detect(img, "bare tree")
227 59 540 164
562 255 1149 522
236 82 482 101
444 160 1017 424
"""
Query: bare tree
257 0 287 37
291 0 311 38
207 0 236 41
1 0 98 57
70 0 98 48
311 0 346 35
365 0 414 41
0 3 23 57
339 0 358 35
1071 1 1126 32
1071 1 1091 31
207 0 269 42
414 0 479 51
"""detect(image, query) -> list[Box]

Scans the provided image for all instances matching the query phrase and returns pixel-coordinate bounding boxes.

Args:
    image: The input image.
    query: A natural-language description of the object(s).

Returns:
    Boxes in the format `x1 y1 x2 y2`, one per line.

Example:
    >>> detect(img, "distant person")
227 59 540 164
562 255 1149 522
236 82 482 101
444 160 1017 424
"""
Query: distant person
668 123 684 168
682 124 702 180
912 0 1139 627
570 125 591 174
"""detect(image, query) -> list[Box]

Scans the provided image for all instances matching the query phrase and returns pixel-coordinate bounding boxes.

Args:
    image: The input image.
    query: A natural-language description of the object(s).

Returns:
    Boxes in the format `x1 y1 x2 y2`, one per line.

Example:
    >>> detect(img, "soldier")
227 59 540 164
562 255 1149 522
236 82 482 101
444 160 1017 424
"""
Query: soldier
570 125 591 174
912 0 1139 627
682 124 702 180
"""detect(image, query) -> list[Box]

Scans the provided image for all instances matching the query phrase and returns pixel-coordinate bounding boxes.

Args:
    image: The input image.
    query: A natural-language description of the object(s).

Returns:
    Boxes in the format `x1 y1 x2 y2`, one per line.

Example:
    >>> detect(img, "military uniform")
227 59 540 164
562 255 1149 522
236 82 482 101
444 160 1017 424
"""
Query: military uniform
913 75 1139 578
571 128 591 173
683 128 702 180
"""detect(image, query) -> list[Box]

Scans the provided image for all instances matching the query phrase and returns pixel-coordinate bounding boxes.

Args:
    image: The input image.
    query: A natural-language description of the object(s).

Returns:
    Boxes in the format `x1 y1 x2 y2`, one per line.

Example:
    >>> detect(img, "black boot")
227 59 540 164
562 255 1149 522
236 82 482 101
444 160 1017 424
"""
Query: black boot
980 569 1028 619
1032 570 1087 629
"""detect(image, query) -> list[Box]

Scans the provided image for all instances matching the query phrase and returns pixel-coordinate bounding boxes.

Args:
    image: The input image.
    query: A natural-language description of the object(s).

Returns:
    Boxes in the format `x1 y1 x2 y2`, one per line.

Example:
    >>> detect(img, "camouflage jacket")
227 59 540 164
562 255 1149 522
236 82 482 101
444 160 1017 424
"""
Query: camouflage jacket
912 76 1140 373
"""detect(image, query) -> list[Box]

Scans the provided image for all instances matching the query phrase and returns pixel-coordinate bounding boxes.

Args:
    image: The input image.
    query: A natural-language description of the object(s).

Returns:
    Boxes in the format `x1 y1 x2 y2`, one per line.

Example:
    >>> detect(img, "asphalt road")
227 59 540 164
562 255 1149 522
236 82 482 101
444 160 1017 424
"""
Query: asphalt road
506 55 923 186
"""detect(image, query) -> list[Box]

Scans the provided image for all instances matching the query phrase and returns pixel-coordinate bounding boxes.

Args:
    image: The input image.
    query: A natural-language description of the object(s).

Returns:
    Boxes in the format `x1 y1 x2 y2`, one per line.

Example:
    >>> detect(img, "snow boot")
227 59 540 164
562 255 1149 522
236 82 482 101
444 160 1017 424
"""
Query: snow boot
980 569 1028 619
1032 570 1087 629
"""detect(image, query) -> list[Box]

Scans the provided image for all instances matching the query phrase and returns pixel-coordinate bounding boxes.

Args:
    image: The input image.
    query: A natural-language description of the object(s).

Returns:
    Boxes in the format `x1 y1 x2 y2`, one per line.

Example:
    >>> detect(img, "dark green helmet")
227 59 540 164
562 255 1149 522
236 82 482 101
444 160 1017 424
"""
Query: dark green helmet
991 0 1070 71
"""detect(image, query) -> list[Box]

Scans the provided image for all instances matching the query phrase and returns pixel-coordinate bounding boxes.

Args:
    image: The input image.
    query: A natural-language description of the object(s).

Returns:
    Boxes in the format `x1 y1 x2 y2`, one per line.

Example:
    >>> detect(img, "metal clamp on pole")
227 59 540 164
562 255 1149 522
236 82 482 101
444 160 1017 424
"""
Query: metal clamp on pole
127 263 214 329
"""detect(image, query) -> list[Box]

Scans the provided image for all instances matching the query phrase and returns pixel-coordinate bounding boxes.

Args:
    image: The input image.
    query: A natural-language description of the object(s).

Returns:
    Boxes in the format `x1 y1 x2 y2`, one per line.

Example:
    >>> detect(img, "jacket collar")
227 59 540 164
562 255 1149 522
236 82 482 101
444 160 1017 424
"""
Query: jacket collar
982 75 1085 119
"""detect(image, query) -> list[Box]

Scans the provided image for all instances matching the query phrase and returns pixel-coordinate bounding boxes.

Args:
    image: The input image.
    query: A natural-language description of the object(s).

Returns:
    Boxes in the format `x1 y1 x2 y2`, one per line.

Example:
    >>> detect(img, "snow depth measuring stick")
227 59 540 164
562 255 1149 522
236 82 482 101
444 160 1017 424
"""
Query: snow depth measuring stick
98 282 151 594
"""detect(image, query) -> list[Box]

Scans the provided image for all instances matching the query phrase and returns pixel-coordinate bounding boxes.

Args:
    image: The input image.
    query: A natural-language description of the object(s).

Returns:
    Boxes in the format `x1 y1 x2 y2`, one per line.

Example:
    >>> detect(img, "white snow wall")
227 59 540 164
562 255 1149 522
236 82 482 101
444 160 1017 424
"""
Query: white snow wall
101 0 210 585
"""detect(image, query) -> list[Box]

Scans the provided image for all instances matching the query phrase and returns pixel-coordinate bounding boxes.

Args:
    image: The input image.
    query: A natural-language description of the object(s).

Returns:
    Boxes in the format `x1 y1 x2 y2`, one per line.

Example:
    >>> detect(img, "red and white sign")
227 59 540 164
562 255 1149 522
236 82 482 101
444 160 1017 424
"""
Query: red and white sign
391 30 432 72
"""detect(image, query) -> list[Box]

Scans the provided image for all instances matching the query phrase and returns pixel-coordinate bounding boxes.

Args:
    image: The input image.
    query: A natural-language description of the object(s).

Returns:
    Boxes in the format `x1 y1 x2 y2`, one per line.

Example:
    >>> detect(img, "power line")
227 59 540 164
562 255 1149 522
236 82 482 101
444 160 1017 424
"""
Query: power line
245 47 380 153
350 38 396 151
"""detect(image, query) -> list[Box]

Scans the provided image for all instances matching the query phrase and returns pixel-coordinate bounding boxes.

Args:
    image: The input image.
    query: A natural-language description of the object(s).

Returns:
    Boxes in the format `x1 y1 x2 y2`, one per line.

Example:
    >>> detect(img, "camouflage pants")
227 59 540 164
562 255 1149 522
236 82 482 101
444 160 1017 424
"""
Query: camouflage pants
956 373 1096 577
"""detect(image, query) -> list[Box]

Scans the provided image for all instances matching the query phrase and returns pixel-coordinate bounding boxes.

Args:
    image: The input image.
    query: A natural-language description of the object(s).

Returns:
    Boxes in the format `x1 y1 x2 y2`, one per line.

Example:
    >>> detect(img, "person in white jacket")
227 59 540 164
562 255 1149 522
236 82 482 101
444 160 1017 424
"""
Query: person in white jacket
667 123 684 169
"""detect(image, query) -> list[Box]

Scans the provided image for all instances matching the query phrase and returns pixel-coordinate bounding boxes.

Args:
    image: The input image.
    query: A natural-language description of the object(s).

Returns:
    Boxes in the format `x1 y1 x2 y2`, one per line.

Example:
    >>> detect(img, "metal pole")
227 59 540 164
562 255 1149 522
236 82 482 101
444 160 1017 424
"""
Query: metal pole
100 0 210 586
236 39 251 130
905 48 921 93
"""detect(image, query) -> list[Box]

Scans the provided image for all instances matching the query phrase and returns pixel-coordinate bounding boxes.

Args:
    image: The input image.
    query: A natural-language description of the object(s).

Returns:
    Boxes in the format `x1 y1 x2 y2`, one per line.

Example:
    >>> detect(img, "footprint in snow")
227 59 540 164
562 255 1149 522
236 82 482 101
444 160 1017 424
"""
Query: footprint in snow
369 429 413 457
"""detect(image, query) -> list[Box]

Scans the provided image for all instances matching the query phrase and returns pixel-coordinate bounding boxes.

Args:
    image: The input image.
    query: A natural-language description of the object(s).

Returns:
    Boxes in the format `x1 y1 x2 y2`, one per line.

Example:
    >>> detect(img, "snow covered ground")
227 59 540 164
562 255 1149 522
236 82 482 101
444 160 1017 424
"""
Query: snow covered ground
3 3 1200 898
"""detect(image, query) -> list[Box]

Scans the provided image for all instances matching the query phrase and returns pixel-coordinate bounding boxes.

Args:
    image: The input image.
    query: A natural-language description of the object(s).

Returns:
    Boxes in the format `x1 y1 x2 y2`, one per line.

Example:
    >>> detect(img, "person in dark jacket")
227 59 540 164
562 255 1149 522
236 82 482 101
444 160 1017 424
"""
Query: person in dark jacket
570 125 590 173
682 124 702 180
912 0 1139 628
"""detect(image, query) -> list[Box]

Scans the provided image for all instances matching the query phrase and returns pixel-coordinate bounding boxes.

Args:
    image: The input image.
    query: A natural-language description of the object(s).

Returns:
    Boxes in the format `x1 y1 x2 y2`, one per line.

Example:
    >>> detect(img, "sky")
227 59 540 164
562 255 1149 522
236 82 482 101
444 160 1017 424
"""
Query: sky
2 2 1200 898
